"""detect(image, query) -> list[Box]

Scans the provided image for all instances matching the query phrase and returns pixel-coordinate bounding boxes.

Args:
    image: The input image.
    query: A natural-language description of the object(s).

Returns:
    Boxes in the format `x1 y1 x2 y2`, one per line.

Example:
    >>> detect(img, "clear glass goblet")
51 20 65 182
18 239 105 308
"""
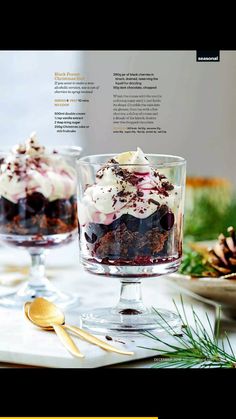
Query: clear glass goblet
77 153 186 334
0 145 82 308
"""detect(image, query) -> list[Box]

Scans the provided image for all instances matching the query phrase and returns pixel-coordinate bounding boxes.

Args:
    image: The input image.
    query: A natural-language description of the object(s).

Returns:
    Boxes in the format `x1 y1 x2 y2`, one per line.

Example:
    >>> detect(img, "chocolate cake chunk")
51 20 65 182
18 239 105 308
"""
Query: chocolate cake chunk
93 223 169 260
95 224 133 259
145 229 168 253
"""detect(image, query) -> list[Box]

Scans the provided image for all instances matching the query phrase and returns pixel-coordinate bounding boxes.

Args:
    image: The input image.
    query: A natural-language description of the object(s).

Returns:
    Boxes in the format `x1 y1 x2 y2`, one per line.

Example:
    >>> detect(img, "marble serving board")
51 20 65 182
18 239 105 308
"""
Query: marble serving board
0 243 218 368
0 306 163 368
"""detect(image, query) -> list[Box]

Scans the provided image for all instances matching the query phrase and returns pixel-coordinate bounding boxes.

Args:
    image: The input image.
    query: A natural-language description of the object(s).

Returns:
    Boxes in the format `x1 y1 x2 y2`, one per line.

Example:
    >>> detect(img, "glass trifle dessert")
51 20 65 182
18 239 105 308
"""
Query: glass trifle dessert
0 132 82 308
77 149 186 334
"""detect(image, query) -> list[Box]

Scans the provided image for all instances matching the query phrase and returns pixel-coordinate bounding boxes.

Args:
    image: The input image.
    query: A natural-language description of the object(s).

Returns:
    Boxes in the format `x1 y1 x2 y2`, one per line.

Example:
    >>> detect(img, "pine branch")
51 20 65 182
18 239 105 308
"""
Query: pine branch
140 299 236 368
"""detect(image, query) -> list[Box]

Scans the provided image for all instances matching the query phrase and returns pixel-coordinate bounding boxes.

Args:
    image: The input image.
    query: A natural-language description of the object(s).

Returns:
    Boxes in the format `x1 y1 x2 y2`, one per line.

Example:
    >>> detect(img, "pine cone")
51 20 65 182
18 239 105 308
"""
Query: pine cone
207 226 236 276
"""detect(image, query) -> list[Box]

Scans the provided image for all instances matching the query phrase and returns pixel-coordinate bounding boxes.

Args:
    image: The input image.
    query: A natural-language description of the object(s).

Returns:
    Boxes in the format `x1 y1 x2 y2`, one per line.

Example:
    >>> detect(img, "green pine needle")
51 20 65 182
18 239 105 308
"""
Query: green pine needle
178 246 217 277
140 298 236 368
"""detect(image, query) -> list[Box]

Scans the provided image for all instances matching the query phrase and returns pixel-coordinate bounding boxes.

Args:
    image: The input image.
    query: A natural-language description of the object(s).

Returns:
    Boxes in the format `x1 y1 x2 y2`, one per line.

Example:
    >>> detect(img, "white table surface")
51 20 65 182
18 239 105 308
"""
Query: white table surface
0 241 232 368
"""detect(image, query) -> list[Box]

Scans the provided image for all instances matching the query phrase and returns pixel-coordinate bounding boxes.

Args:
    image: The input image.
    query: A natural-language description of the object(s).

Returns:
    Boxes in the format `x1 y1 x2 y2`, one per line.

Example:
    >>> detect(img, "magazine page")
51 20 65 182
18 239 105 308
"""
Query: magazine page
0 48 234 416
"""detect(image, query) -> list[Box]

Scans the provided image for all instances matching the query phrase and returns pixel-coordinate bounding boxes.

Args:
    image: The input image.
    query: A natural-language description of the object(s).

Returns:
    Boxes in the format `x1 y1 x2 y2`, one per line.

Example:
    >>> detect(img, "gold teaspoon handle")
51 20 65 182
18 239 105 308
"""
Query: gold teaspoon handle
52 324 84 358
64 324 134 355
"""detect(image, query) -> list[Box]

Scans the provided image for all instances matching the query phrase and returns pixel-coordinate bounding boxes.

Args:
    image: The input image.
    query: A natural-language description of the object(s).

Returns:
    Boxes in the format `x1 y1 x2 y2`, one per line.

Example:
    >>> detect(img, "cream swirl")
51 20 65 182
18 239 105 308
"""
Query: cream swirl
0 133 76 203
79 148 180 225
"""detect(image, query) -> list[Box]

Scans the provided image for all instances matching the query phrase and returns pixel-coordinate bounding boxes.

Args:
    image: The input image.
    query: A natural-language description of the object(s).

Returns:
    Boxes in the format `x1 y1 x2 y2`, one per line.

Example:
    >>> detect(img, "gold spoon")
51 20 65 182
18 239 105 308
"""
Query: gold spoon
24 300 84 359
25 298 134 356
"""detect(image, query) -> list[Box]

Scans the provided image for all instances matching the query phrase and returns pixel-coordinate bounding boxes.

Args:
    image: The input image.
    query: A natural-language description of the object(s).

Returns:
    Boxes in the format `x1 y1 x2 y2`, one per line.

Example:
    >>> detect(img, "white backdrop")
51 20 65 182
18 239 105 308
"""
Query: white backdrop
0 50 84 146
0 50 235 183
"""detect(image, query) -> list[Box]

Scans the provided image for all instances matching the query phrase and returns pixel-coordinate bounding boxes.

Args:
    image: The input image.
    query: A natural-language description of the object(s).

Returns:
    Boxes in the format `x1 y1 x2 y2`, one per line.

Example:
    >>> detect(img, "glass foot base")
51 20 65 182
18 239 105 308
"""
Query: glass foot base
81 307 181 336
0 282 80 310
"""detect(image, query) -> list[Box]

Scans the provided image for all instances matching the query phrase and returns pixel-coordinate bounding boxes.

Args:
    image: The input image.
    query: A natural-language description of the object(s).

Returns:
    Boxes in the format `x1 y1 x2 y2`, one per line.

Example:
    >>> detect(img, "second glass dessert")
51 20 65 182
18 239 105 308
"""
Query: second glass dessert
77 149 186 333
0 133 82 308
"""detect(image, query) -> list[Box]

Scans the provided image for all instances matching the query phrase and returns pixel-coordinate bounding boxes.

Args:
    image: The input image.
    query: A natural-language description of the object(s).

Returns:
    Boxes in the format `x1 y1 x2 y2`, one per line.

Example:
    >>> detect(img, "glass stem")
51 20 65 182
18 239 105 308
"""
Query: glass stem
28 249 49 290
115 280 147 314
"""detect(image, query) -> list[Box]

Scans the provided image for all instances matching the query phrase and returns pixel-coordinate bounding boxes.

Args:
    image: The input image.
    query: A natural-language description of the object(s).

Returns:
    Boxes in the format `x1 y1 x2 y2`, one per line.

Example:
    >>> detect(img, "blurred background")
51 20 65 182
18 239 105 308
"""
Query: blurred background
0 50 236 240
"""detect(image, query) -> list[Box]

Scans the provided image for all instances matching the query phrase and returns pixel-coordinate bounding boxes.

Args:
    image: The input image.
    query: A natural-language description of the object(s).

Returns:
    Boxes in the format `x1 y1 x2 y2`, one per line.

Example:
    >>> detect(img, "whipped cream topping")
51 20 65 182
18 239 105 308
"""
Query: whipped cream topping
79 148 179 225
0 133 76 203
